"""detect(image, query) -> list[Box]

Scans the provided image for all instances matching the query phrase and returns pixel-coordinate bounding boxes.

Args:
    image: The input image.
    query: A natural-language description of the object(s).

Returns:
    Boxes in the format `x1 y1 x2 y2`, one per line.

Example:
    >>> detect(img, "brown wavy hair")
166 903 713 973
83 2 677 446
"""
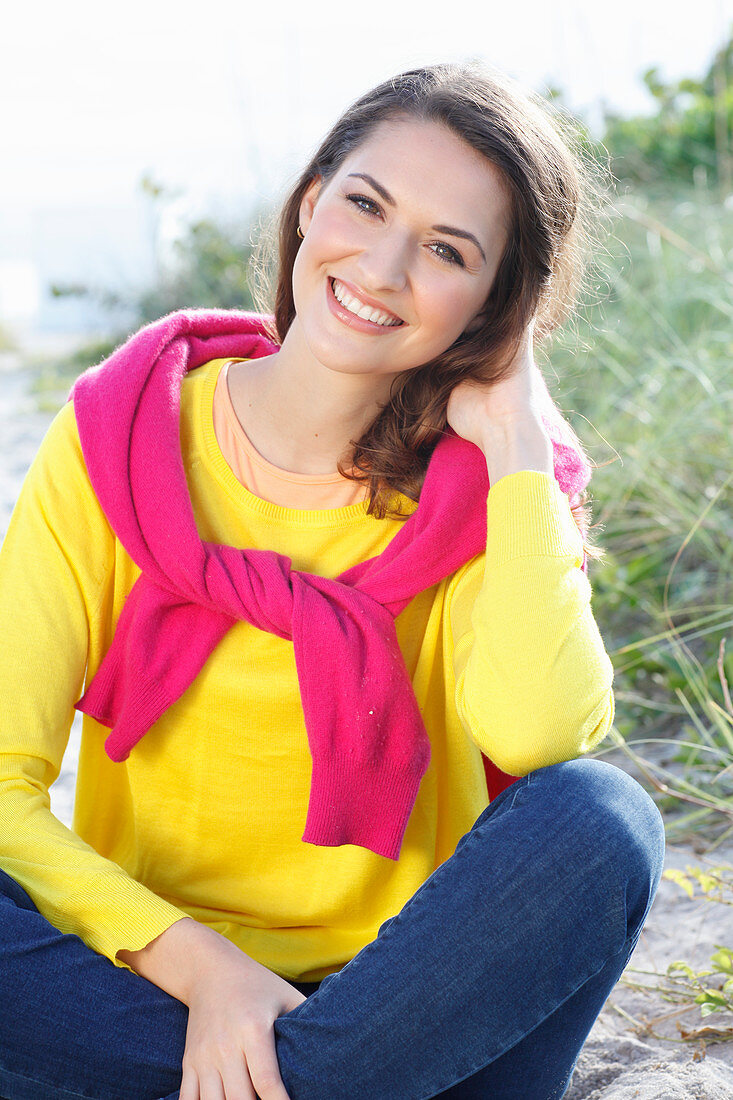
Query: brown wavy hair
249 59 614 564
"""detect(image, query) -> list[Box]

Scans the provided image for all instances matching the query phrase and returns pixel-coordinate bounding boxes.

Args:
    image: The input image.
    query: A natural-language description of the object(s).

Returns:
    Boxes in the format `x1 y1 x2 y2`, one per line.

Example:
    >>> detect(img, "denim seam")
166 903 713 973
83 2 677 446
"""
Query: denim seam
0 1061 179 1100
509 773 531 808
0 1060 101 1100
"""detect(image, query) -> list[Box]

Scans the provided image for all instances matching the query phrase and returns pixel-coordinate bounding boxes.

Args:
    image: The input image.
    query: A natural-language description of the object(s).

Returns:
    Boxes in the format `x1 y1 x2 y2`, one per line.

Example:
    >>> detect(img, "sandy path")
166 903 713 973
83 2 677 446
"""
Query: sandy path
2 355 732 1097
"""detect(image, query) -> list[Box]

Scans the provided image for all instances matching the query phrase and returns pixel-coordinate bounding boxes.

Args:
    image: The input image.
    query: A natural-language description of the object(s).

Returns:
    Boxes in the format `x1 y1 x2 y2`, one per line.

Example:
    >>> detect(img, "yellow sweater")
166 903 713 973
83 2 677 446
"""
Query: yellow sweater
0 358 615 984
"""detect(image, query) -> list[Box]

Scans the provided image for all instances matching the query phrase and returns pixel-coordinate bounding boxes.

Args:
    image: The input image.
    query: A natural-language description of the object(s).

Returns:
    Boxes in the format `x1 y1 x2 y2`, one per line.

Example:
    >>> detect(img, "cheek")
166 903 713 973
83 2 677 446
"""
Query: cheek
309 207 359 257
421 284 477 337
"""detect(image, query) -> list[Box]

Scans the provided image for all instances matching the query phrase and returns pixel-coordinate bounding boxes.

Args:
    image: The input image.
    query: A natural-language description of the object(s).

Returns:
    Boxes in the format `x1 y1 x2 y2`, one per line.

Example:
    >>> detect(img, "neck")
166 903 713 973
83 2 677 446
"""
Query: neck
227 319 398 476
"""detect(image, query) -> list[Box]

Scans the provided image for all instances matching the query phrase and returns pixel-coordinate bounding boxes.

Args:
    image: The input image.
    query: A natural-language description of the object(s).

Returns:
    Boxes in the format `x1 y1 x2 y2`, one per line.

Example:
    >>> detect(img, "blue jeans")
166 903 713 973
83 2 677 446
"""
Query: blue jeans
0 758 665 1100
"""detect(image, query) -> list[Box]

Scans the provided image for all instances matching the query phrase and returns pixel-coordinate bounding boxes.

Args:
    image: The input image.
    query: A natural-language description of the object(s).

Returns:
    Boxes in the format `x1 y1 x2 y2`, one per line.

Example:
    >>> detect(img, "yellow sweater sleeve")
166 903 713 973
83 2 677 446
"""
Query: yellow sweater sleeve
0 401 190 969
447 470 615 777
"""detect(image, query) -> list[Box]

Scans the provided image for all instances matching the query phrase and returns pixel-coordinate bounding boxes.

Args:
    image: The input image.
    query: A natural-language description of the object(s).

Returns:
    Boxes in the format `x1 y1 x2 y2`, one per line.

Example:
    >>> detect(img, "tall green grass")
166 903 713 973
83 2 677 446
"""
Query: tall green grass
544 179 733 844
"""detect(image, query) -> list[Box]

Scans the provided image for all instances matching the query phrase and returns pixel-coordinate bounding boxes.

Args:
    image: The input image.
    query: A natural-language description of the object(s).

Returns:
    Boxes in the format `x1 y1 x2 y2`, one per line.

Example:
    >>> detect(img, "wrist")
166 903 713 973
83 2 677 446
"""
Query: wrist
479 416 554 484
118 916 246 1006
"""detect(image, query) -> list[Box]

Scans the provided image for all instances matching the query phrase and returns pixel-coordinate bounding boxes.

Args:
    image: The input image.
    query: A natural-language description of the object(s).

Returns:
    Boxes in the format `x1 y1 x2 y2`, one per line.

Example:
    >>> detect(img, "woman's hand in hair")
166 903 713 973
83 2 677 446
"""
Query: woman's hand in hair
446 318 548 449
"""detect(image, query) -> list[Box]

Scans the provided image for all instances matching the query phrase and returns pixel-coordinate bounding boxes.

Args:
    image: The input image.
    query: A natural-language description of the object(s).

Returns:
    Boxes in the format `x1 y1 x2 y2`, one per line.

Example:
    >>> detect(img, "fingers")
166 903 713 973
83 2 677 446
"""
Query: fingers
177 1066 201 1100
195 1071 227 1100
197 1067 248 1100
178 1033 292 1100
242 1022 293 1100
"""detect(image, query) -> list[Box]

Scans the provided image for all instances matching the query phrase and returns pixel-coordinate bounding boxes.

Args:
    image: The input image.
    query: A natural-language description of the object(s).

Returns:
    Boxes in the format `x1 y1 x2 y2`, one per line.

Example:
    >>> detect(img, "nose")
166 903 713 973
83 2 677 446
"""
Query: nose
354 229 410 296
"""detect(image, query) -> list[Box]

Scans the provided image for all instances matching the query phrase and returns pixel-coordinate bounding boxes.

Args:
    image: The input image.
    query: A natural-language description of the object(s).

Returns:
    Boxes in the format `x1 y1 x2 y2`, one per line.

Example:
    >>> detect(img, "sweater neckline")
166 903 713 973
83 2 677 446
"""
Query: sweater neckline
196 358 409 529
219 358 364 486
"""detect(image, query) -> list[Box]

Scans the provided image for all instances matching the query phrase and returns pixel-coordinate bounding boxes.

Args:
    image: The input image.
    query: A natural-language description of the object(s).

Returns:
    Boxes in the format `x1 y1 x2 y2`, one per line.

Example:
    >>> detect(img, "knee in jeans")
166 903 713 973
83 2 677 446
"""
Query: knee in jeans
532 758 666 939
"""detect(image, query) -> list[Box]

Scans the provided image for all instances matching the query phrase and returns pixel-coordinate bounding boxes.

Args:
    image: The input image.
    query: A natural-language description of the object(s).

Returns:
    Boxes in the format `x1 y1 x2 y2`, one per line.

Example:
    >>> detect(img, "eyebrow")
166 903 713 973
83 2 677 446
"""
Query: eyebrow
345 172 488 264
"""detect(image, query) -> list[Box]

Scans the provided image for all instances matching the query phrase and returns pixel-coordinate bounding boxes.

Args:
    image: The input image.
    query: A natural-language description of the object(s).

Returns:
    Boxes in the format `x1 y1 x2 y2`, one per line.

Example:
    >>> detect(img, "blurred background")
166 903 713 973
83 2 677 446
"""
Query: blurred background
2 0 733 1066
1 1 732 855
2 0 730 345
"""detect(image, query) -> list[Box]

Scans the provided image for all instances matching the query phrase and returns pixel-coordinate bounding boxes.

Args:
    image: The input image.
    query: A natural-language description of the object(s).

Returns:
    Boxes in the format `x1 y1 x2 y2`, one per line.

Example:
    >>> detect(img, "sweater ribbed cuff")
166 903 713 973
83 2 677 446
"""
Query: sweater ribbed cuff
301 753 427 862
485 471 584 569
58 877 191 972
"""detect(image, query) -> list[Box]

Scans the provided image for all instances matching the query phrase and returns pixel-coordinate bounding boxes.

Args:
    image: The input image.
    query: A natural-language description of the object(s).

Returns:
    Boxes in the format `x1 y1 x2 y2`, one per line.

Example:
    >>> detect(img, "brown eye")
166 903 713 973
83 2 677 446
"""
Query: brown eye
346 194 381 216
430 242 465 267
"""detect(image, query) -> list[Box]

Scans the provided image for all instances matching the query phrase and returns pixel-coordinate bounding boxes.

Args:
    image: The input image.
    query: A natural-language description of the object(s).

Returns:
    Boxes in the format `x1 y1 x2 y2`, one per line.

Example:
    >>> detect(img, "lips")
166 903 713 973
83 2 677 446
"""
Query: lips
329 277 405 326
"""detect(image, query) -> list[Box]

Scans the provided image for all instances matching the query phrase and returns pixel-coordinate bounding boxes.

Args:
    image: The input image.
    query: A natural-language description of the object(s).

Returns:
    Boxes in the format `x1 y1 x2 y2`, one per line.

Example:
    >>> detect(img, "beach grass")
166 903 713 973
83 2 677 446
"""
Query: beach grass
542 177 733 846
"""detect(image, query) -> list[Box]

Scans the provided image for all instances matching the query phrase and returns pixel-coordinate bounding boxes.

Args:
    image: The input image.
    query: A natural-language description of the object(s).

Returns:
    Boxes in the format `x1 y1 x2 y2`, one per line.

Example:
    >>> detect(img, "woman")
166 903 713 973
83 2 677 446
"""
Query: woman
0 61 664 1100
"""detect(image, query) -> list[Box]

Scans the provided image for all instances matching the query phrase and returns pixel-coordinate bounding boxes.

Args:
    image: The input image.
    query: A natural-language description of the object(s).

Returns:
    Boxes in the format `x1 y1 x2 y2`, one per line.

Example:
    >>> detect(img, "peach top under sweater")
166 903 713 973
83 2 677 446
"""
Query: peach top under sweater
213 358 370 508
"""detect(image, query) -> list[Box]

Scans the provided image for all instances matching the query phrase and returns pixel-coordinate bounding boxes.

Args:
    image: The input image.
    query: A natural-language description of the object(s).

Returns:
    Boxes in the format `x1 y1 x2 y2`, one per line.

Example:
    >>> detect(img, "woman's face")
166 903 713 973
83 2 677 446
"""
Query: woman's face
292 115 513 382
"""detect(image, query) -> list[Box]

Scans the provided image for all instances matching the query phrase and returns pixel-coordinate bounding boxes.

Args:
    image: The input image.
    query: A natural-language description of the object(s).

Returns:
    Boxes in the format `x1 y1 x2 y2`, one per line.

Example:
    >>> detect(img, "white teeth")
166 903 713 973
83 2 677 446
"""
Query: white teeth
331 279 402 327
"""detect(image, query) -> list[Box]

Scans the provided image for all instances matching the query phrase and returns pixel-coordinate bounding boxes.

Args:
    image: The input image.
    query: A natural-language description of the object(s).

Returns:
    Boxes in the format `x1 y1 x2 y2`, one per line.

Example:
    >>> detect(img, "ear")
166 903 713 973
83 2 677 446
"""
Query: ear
299 175 323 235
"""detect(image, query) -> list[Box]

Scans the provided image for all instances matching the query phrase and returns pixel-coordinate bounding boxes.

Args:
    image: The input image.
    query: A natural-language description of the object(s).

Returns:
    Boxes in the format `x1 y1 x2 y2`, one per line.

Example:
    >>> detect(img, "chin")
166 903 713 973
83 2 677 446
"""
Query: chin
302 327 387 372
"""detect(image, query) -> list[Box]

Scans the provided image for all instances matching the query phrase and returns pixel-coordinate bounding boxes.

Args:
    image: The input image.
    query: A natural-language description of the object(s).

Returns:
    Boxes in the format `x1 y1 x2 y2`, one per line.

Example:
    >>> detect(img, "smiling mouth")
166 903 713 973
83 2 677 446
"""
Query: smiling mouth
329 278 405 327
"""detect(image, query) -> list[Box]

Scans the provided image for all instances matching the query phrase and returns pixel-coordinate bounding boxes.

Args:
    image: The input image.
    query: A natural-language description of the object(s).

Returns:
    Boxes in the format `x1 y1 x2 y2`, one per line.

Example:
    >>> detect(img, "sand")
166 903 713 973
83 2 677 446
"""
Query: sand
2 353 732 1098
565 822 733 1097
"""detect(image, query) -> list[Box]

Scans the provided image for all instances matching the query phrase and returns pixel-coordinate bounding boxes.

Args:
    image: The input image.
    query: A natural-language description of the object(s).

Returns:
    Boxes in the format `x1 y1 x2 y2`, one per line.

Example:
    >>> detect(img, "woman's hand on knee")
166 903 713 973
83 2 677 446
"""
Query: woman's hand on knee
178 951 307 1100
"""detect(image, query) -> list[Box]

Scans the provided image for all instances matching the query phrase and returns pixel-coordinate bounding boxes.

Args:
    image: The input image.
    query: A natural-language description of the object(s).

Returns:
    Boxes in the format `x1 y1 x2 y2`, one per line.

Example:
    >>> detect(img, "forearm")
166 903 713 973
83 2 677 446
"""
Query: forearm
117 915 251 1006
479 415 554 484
